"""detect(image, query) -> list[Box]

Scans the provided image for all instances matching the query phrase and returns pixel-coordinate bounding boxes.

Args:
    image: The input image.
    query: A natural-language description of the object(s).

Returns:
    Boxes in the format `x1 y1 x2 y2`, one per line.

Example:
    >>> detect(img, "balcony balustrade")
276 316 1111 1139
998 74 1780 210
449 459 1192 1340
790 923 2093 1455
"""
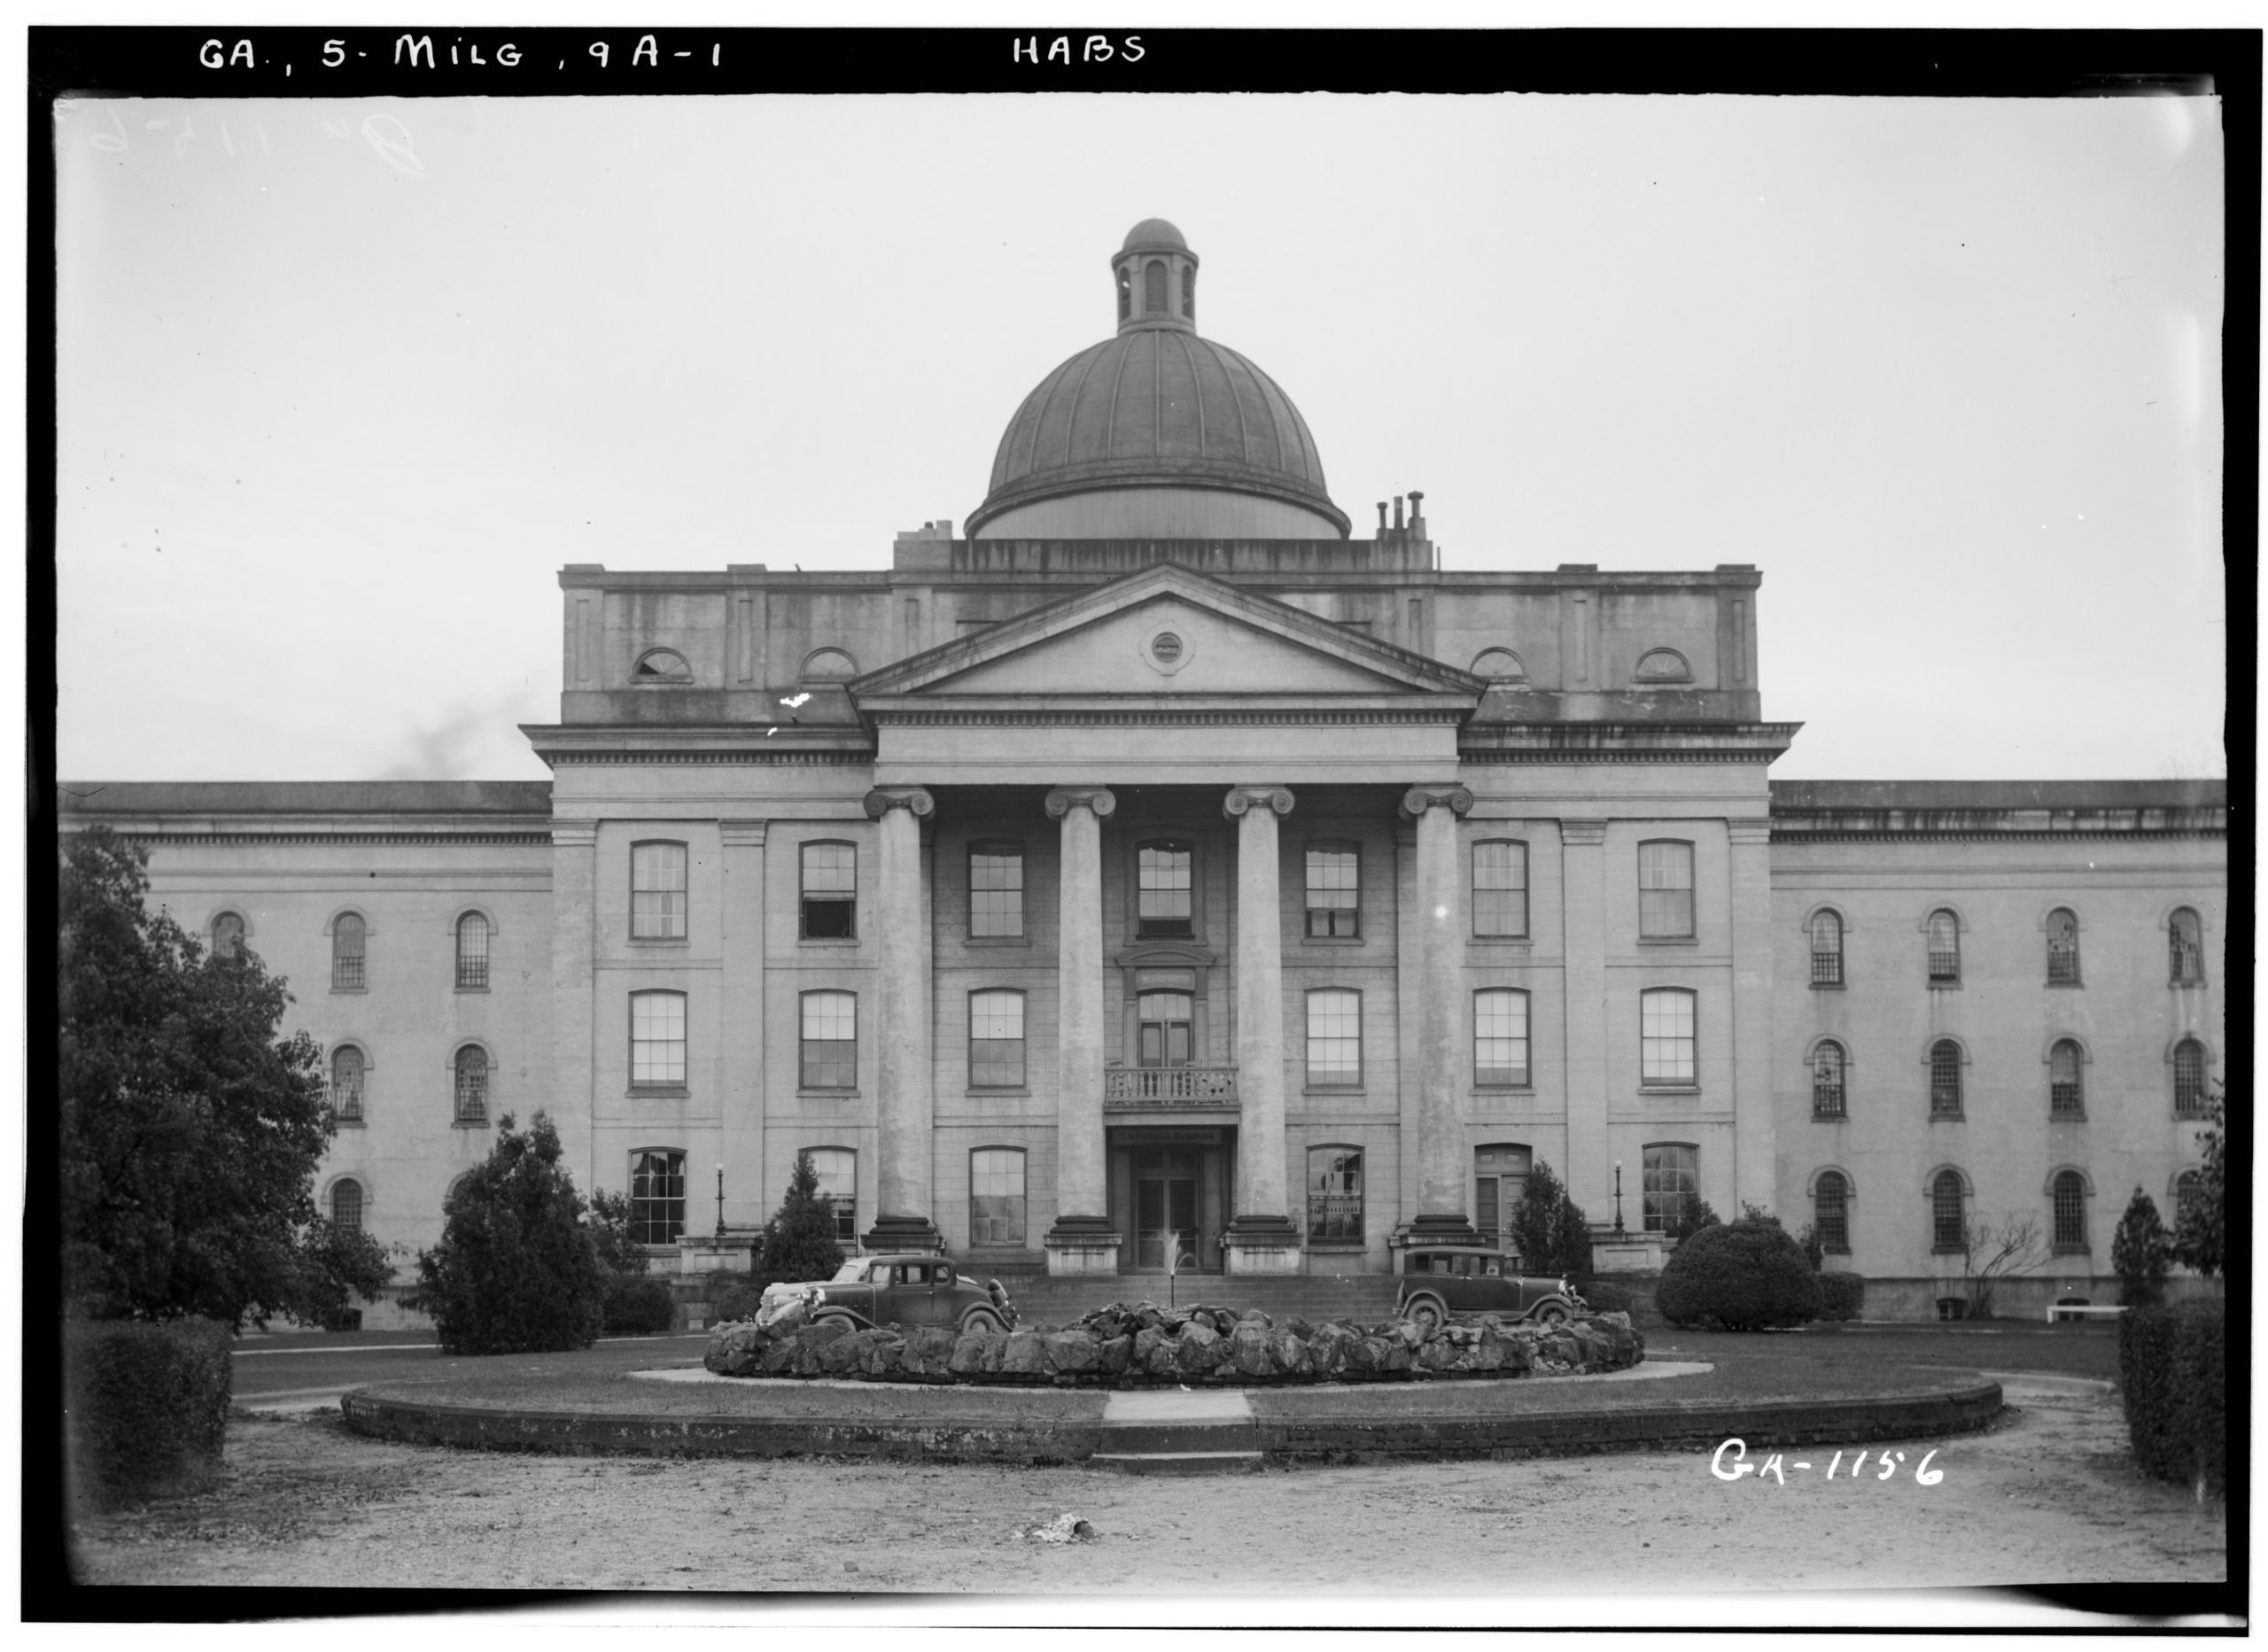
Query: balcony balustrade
1103 1065 1239 1107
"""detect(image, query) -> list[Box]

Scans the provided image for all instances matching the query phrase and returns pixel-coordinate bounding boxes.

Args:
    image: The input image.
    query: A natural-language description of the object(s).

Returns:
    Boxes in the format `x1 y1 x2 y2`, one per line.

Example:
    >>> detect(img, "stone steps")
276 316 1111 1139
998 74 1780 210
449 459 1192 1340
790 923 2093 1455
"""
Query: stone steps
1091 1388 1263 1476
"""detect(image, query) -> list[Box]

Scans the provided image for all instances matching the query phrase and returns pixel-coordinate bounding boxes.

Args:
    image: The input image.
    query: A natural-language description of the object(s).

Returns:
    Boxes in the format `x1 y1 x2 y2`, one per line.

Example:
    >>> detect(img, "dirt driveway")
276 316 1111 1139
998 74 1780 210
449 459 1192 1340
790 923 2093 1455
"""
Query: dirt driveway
65 1373 2224 1602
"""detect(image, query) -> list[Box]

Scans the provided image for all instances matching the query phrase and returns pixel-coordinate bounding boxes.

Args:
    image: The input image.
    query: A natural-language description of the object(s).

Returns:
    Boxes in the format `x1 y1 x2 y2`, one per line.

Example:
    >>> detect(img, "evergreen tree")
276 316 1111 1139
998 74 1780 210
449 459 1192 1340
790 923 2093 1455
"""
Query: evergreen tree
751 1150 847 1289
1666 1191 1721 1245
2171 1087 2225 1278
585 1188 650 1276
2111 1187 2173 1307
1508 1159 1594 1276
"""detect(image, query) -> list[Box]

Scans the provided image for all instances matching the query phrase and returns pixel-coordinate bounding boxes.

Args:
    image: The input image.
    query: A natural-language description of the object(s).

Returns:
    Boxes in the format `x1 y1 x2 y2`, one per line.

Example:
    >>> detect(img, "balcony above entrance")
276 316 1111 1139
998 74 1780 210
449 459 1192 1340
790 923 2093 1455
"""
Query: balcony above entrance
1104 1065 1239 1108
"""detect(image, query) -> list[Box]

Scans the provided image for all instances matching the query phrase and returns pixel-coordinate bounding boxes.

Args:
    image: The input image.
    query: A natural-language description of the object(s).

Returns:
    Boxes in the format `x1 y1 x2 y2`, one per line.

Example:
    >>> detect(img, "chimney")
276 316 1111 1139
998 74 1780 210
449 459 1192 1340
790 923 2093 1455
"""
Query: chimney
1408 490 1426 540
1393 495 1406 531
1375 501 1389 538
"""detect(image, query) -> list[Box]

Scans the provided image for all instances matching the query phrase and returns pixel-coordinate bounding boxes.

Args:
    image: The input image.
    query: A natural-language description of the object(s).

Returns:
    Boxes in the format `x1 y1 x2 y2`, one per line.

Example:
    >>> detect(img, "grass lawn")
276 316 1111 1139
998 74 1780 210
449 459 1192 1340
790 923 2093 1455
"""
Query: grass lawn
1757 1321 2123 1383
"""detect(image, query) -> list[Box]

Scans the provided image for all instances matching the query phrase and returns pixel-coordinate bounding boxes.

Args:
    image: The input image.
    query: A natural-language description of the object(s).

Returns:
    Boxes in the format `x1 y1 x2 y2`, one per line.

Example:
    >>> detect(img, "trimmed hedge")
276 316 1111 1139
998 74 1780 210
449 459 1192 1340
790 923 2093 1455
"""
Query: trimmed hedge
1818 1272 1866 1322
712 1280 765 1326
64 1317 233 1513
1655 1218 1823 1331
602 1276 677 1337
2121 1300 2225 1497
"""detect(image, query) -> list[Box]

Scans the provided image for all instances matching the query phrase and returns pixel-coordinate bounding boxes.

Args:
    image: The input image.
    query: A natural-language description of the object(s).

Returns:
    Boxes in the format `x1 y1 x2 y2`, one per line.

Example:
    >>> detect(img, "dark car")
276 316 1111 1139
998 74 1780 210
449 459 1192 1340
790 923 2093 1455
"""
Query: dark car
1394 1246 1584 1331
769 1253 1015 1334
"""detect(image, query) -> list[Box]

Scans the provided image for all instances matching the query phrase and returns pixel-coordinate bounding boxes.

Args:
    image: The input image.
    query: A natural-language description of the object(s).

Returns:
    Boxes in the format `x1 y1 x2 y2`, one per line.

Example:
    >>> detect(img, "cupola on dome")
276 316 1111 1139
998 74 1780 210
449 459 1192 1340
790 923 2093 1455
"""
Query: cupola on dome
968 222 1350 540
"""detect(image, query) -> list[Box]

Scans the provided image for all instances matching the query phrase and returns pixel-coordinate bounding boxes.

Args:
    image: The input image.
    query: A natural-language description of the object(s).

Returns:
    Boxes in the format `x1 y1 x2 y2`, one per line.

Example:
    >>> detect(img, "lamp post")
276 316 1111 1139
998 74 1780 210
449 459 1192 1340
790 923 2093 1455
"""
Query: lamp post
1613 1161 1626 1237
715 1161 726 1239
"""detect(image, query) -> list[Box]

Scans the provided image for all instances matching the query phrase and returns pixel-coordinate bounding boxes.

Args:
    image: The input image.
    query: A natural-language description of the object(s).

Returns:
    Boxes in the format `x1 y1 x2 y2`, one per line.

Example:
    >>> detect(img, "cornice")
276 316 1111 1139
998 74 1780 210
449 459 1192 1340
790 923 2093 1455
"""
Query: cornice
870 704 1465 728
101 831 553 847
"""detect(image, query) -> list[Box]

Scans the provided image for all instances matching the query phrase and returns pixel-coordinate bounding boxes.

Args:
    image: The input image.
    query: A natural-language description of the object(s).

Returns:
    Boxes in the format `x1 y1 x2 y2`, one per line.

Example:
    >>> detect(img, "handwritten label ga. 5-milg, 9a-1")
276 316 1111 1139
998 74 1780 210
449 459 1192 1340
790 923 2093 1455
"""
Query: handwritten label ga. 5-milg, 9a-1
1712 1439 1946 1485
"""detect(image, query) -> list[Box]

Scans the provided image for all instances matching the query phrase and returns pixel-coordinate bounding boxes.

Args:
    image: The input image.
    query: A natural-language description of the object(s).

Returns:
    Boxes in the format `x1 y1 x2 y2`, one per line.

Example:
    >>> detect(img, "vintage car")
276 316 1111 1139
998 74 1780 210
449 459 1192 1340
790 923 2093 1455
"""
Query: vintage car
1394 1246 1585 1331
759 1253 1016 1334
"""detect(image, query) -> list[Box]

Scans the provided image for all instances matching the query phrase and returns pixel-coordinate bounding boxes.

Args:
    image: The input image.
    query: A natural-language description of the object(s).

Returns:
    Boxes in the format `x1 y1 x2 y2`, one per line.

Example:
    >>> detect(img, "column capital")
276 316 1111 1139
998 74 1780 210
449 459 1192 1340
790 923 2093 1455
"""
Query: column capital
862 786 936 820
1222 784 1296 822
1045 786 1117 821
1399 783 1473 820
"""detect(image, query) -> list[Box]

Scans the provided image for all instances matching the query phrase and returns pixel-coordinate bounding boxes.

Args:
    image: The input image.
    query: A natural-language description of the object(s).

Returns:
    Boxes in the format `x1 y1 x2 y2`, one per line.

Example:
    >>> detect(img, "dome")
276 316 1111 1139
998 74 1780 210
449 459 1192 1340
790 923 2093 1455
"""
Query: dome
1121 217 1187 252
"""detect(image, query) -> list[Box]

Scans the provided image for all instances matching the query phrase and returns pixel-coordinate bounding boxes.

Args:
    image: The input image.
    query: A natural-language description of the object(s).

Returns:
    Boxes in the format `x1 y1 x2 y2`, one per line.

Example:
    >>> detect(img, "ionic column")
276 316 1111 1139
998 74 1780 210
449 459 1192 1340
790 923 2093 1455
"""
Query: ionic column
1402 784 1480 1244
861 787 942 1253
1043 787 1121 1275
1223 783 1301 1274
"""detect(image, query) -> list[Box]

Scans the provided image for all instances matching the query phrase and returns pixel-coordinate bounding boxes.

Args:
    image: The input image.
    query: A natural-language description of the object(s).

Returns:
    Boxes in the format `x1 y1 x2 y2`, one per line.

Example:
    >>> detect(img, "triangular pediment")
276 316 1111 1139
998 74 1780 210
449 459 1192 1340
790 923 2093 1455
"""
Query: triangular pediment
850 562 1484 705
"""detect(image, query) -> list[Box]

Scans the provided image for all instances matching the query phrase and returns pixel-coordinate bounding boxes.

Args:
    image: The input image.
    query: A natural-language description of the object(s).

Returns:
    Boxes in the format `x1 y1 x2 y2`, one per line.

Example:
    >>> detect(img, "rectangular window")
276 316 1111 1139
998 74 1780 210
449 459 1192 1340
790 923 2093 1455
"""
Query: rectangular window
1931 1175 1967 1252
807 1148 857 1244
1306 1146 1363 1242
1814 1175 1850 1253
1305 989 1362 1086
1472 842 1528 938
800 842 857 939
1305 845 1360 938
629 1149 686 1245
631 990 687 1086
1474 989 1530 1086
969 843 1024 938
970 1148 1026 1246
1642 1143 1698 1235
1640 988 1697 1085
631 842 688 940
1138 842 1193 939
800 991 857 1089
968 989 1026 1088
1638 842 1695 939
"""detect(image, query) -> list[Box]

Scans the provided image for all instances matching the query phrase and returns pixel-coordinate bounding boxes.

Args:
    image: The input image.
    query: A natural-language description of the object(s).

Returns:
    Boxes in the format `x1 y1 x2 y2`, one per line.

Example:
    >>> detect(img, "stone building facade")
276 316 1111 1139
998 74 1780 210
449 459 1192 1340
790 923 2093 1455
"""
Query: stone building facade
59 221 2225 1321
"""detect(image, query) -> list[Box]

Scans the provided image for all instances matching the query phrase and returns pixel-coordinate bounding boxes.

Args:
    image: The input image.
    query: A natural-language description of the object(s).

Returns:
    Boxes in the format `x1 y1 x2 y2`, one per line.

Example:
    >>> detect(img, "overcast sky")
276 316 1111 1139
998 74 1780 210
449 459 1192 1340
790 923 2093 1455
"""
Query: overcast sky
53 91 2225 783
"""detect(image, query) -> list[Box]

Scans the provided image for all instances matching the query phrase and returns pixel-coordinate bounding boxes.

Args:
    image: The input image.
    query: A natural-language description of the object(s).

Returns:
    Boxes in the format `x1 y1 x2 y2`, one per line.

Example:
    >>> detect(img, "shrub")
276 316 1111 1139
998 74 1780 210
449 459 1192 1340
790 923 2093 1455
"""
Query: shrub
712 1280 766 1324
586 1189 651 1277
1817 1272 1866 1322
1655 1217 1823 1331
1665 1193 1720 1246
2110 1188 2173 1308
64 1317 233 1513
602 1275 677 1337
2171 1090 2225 1278
1578 1280 1633 1315
2121 1301 2225 1498
750 1151 847 1290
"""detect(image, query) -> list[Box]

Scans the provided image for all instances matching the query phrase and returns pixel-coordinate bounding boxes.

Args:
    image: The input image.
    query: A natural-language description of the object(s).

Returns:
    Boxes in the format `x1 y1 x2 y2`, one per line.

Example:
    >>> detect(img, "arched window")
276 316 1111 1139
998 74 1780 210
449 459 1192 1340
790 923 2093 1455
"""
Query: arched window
633 842 688 940
1812 1042 1846 1120
805 1147 858 1243
1471 648 1526 682
1473 989 1529 1087
1307 1145 1363 1242
630 990 687 1087
211 911 245 961
632 648 692 684
1930 1171 1967 1252
969 989 1026 1089
800 990 857 1090
2046 908 2081 985
454 1046 489 1124
1116 264 1131 321
331 1046 366 1123
2051 1170 2088 1252
1181 263 1195 321
1305 989 1362 1087
2174 1169 2205 1227
2172 1038 2209 1116
629 1149 686 1245
970 1147 1027 1246
455 911 490 989
1473 1144 1530 1252
2169 908 2204 984
1926 910 1961 984
1137 980 1193 1069
1472 841 1528 938
1813 1172 1850 1253
1639 988 1697 1086
1929 1040 1964 1119
1810 911 1844 986
1633 648 1691 683
800 648 858 681
1637 841 1696 939
1144 258 1167 313
2049 1040 2085 1118
330 1178 363 1233
332 912 366 989
1642 1143 1699 1235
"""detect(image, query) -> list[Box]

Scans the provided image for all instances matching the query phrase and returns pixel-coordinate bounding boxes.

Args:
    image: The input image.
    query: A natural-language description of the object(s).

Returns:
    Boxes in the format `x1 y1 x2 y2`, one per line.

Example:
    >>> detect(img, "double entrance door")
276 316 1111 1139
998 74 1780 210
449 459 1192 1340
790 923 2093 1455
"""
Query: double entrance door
1133 1151 1200 1271
1107 1132 1231 1273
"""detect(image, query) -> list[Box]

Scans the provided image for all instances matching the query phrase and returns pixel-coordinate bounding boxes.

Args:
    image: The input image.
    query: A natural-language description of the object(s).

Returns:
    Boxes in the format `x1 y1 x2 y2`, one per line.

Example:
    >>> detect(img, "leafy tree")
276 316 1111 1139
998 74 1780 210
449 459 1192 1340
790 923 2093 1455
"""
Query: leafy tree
2111 1188 2174 1308
1507 1159 1593 1276
750 1150 846 1289
2171 1088 2225 1278
409 1113 607 1353
1794 1222 1828 1272
60 826 392 1329
585 1188 650 1276
1665 1191 1721 1245
1960 1212 2046 1321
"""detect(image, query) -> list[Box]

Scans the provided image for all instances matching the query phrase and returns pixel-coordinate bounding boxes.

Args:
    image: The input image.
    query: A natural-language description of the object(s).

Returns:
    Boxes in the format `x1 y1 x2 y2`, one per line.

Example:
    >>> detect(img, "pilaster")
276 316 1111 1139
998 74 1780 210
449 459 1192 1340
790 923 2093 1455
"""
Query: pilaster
1559 818 1611 1225
718 820 767 1230
1728 817 1777 1214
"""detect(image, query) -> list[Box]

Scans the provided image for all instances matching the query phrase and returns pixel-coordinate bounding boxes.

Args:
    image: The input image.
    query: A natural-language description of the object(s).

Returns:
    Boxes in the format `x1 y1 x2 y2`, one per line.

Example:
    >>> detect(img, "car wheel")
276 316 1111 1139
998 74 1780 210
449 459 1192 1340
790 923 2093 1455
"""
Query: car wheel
1406 1295 1447 1335
960 1307 1004 1335
1533 1302 1571 1327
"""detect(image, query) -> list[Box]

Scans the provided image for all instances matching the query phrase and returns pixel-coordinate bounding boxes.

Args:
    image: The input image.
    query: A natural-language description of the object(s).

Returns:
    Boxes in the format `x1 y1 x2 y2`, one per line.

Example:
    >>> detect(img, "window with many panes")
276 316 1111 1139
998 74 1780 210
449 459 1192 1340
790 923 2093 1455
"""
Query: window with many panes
1306 989 1362 1086
969 843 1024 938
1813 1171 1850 1253
456 912 490 989
1305 844 1360 938
1640 988 1697 1085
1810 911 1844 986
632 842 687 940
968 989 1026 1088
800 991 857 1089
1926 910 1961 984
211 911 245 961
1637 842 1695 939
1307 1145 1363 1242
807 1148 857 1243
2049 1040 2085 1117
2172 1038 2209 1116
2051 1170 2088 1252
2169 908 2204 985
1472 841 1528 938
800 842 856 938
1929 1040 1964 1118
1137 975 1194 1068
2174 1169 2204 1228
631 990 687 1087
1473 989 1529 1086
330 1178 363 1233
332 912 366 989
1931 1170 1967 1251
331 1045 366 1123
1138 842 1193 938
1812 1042 1847 1119
629 1149 686 1245
454 1046 489 1124
2046 908 2081 985
970 1148 1026 1246
1642 1143 1698 1234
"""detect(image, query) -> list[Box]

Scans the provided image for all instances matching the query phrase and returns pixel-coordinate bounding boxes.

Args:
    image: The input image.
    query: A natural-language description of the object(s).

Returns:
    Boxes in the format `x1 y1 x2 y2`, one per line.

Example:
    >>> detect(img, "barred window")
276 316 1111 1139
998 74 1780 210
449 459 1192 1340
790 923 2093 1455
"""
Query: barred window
1474 989 1530 1087
1810 911 1844 986
331 1046 366 1123
1138 842 1193 939
2172 1038 2208 1116
1472 841 1528 938
807 1148 857 1244
2049 1040 2085 1118
967 1147 1027 1246
1642 1143 1698 1234
969 843 1024 938
1812 1042 1847 1119
631 990 687 1087
800 842 856 939
800 991 857 1090
332 912 366 989
211 911 245 961
1306 989 1362 1086
632 842 688 940
1813 1172 1850 1253
1640 988 1697 1085
454 1046 489 1124
969 989 1027 1088
1637 842 1695 939
629 1149 686 1245
2051 1170 2088 1251
1930 1040 1964 1118
2046 908 2081 985
1307 1146 1364 1242
1305 844 1360 938
2169 908 2203 985
455 911 490 989
2174 1169 2204 1227
330 1178 363 1234
1931 1171 1967 1251
1927 910 1961 983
